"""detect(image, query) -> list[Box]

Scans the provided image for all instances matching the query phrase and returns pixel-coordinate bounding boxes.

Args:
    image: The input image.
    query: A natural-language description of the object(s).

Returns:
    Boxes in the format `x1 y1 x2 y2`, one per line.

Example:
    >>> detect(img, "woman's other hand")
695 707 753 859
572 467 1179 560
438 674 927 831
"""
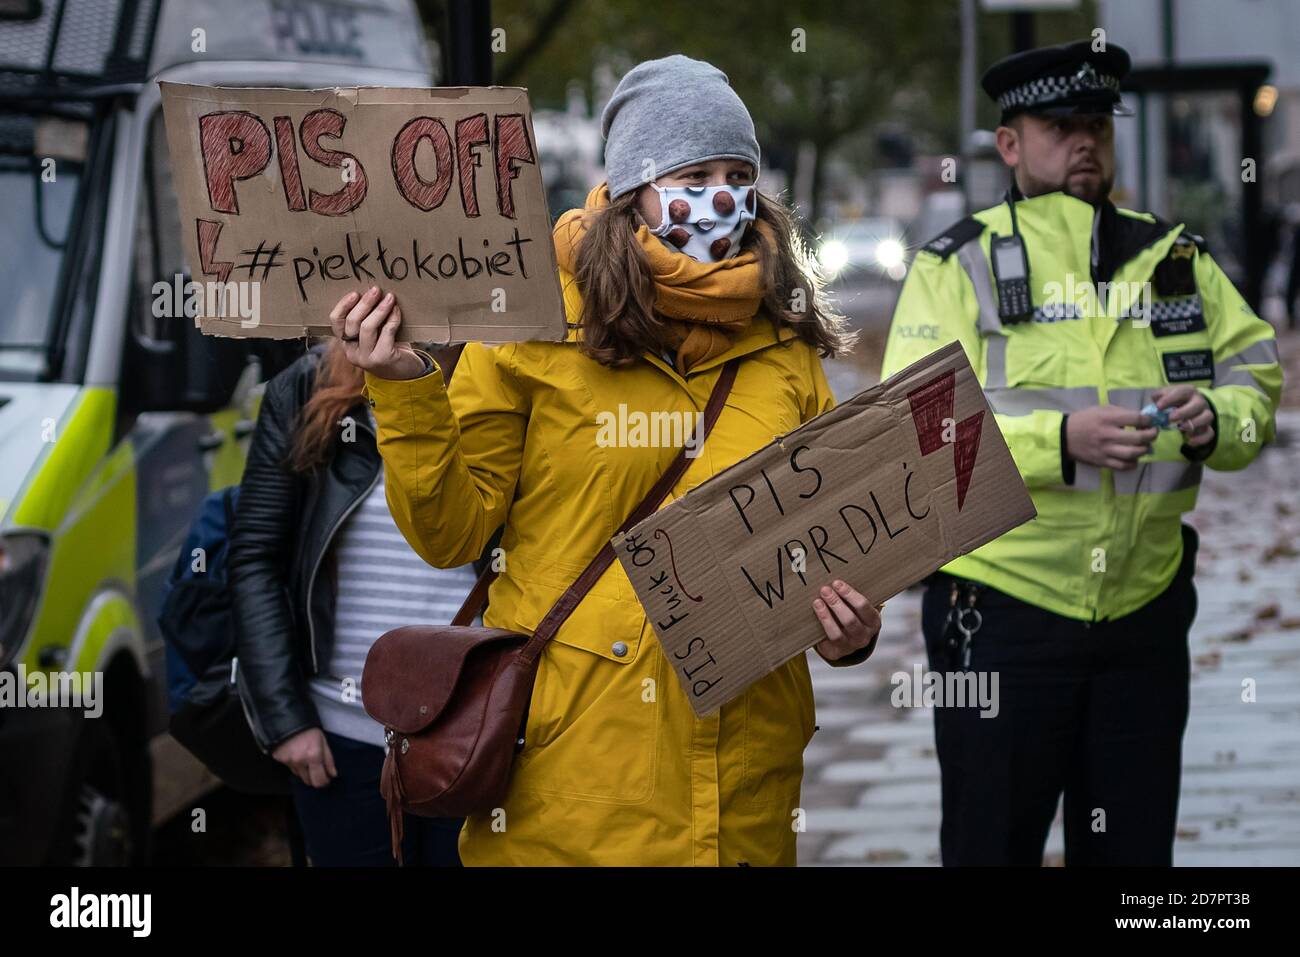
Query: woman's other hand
271 728 338 788
329 286 427 380
812 579 882 665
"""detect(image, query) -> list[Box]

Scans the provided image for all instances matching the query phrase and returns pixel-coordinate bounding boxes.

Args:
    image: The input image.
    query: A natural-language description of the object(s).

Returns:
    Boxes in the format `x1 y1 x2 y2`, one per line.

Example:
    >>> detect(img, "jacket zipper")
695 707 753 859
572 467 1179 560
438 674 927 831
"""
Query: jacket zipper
304 416 379 674
231 657 273 755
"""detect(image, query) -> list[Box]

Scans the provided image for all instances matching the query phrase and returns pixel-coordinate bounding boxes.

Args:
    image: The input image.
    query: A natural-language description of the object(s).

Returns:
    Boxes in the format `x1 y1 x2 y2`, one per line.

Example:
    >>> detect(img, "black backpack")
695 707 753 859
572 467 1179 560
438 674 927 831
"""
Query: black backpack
158 486 290 796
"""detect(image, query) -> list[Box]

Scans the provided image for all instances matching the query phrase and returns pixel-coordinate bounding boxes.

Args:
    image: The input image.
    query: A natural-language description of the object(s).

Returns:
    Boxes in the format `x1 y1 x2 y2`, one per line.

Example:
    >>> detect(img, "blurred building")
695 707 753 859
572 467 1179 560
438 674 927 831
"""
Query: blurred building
1102 0 1299 307
532 83 603 217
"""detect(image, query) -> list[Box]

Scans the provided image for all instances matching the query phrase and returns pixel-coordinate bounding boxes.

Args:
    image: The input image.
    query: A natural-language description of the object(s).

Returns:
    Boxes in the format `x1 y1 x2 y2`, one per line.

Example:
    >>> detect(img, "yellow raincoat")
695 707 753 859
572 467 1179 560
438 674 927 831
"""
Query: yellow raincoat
362 270 841 865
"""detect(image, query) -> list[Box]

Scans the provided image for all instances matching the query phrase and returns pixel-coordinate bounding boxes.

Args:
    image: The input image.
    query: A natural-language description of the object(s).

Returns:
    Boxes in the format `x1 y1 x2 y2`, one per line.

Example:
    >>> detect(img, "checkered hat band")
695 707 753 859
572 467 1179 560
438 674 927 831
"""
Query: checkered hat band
998 72 1121 112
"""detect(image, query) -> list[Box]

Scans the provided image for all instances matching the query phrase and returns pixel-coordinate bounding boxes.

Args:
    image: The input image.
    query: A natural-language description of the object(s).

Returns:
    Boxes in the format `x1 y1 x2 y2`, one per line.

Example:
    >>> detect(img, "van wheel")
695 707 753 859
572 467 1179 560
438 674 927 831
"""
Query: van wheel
48 720 137 866
74 783 133 866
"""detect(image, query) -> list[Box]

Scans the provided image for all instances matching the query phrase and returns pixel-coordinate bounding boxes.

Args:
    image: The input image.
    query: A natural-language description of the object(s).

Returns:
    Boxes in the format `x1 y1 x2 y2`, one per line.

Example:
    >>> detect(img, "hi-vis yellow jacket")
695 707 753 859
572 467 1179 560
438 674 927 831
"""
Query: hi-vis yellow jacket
882 190 1281 621
362 269 839 866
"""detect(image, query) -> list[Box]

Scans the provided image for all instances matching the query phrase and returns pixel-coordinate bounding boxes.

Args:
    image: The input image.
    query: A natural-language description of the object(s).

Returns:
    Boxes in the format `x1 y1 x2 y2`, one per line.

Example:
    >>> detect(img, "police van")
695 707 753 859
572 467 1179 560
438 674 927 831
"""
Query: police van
0 0 433 864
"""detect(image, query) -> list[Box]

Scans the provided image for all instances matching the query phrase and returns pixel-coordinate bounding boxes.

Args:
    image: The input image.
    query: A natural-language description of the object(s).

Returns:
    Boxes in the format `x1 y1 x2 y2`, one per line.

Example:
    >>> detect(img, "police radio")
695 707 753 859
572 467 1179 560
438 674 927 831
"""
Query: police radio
992 188 1033 324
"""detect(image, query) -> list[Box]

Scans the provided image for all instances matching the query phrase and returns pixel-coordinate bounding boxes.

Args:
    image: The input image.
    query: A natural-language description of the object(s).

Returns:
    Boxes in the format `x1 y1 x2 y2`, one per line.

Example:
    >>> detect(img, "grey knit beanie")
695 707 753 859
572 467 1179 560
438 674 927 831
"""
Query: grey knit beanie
600 55 761 199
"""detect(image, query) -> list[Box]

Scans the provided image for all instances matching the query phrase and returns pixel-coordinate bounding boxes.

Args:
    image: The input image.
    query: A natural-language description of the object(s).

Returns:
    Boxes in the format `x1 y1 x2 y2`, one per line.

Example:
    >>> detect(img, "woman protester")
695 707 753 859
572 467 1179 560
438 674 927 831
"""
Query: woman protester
332 55 883 865
228 340 482 866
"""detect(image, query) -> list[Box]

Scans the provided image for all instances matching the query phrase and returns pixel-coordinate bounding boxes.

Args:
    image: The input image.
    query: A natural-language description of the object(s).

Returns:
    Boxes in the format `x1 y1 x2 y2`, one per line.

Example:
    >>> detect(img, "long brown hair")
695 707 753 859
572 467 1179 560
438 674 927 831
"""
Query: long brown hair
572 189 855 367
290 341 364 472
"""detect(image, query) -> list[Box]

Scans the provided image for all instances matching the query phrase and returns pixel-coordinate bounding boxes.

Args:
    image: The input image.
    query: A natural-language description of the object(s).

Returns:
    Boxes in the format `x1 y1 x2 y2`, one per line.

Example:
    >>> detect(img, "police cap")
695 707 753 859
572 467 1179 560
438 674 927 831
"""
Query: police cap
982 40 1132 122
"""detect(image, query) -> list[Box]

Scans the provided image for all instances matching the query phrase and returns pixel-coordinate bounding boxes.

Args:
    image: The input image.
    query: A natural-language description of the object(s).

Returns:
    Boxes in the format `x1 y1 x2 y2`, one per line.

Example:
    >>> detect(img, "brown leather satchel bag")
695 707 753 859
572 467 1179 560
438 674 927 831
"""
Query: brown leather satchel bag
362 359 738 861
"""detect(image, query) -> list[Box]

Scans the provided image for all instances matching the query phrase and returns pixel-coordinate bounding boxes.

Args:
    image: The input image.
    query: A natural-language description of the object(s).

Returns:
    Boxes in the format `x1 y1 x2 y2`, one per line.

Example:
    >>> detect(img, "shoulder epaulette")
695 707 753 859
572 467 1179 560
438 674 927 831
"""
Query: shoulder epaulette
1152 227 1204 297
1149 213 1209 256
920 216 985 260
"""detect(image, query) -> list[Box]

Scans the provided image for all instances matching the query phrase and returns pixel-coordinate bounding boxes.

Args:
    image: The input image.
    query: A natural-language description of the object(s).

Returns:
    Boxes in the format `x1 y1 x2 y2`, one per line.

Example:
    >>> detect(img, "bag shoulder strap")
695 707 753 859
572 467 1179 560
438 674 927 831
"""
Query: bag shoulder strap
450 359 741 660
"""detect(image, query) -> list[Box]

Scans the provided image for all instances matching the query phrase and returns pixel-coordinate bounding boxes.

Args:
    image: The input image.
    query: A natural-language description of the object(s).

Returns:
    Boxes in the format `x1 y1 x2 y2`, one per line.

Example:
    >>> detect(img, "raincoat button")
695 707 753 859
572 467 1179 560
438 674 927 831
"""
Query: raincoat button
400 737 410 754
611 641 628 658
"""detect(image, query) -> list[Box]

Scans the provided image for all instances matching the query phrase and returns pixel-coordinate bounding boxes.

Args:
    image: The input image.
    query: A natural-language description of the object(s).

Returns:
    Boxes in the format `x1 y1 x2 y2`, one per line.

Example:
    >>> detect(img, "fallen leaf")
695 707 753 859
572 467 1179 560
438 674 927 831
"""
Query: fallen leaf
864 848 908 863
1193 650 1222 669
1263 541 1300 562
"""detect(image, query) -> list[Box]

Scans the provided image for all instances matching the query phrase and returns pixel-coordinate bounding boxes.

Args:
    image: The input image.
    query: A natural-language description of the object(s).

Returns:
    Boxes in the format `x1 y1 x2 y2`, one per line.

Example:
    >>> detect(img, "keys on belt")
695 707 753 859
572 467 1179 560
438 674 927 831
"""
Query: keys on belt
943 579 984 670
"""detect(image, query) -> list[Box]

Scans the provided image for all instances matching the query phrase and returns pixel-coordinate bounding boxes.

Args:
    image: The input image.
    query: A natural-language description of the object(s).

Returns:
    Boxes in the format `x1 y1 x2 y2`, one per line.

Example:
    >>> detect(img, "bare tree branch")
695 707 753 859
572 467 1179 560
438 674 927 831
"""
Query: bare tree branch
498 0 583 85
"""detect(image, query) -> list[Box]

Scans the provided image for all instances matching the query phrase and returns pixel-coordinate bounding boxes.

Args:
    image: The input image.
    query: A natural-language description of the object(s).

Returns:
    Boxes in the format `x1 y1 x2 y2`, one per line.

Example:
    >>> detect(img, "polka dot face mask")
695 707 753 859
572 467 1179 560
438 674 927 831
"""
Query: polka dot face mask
647 184 757 262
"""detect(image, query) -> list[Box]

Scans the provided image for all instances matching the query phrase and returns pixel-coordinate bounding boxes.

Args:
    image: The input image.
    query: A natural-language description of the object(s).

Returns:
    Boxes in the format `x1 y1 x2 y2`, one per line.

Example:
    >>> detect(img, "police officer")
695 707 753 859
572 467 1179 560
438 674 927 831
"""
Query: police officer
882 40 1282 866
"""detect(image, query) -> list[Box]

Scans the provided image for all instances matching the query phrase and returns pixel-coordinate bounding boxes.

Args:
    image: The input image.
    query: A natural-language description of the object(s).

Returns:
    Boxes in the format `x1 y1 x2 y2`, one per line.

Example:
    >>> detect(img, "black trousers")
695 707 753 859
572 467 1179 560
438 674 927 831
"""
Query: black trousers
921 527 1197 866
291 731 463 867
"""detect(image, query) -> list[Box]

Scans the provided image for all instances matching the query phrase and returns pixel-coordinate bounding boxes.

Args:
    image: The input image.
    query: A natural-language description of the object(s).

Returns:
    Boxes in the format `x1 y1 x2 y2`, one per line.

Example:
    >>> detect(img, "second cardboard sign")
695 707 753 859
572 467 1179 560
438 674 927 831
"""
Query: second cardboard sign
613 341 1036 716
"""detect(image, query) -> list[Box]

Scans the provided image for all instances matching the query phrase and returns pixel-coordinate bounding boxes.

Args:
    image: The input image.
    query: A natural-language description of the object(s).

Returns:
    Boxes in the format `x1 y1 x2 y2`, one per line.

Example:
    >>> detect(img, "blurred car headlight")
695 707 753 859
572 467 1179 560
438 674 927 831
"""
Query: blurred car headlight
0 534 49 667
818 239 849 275
875 238 905 271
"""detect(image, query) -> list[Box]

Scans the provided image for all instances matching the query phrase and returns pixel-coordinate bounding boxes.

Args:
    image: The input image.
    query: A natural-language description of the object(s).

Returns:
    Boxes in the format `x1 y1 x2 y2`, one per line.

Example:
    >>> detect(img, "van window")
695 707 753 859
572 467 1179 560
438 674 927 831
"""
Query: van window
131 110 187 343
0 110 92 379
124 108 299 413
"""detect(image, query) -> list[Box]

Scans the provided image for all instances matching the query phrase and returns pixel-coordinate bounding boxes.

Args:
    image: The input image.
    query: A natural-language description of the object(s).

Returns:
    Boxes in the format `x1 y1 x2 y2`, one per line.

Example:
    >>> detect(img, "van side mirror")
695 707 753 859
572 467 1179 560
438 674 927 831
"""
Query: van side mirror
121 272 251 414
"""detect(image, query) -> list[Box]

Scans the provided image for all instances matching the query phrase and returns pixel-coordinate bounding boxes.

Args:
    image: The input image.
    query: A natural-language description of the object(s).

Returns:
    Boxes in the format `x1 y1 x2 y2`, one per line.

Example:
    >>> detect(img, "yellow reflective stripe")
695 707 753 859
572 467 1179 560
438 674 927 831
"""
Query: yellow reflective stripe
984 334 1008 388
1106 386 1154 410
1113 460 1202 494
1217 369 1266 391
985 385 1098 416
1073 463 1102 491
958 242 1003 336
1220 338 1280 368
1215 339 1279 394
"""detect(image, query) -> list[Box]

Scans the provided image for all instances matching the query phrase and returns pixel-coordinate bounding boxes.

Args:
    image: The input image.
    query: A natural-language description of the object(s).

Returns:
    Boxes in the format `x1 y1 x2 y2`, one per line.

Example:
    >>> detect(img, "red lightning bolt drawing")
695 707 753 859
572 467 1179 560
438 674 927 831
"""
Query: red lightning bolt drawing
196 218 234 284
905 369 984 510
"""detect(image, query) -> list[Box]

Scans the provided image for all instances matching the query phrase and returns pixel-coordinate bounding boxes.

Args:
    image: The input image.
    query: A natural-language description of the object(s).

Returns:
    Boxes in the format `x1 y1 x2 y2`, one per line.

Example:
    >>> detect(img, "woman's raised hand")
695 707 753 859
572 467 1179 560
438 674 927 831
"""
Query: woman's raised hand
329 286 428 380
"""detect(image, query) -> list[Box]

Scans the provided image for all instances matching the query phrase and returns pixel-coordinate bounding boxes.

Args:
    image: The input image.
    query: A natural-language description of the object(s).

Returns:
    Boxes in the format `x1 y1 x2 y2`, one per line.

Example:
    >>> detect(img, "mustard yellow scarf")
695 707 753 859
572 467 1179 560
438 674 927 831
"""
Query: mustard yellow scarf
553 183 771 372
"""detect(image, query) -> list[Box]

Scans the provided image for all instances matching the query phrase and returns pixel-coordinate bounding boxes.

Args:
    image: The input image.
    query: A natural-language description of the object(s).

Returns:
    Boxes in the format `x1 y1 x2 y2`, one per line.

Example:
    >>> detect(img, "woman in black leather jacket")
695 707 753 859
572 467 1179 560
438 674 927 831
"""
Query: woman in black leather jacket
228 340 483 866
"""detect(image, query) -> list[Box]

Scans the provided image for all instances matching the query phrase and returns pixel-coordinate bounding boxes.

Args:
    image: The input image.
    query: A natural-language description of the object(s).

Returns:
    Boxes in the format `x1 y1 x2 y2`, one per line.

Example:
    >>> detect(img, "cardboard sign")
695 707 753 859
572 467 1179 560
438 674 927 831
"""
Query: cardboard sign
158 83 566 343
613 341 1036 716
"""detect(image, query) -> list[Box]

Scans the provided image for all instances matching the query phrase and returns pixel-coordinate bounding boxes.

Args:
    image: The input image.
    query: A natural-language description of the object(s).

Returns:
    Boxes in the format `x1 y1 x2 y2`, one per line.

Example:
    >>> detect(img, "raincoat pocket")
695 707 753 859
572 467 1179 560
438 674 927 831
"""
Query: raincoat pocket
513 582 661 804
